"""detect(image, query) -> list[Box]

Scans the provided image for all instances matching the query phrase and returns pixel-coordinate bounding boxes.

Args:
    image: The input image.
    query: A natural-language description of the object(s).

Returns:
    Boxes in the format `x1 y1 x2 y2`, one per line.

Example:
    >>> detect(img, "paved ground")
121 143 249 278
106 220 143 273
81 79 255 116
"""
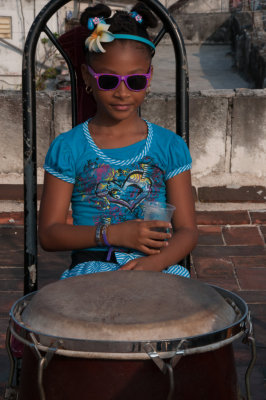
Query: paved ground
152 44 251 92
0 209 265 399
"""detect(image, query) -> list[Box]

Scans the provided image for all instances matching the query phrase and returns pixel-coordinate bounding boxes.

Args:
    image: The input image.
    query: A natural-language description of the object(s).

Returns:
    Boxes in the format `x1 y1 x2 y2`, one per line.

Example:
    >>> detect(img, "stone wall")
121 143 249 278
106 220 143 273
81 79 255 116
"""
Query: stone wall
168 0 229 13
231 11 266 89
160 10 266 86
0 89 265 205
172 12 232 44
142 89 266 194
167 10 266 87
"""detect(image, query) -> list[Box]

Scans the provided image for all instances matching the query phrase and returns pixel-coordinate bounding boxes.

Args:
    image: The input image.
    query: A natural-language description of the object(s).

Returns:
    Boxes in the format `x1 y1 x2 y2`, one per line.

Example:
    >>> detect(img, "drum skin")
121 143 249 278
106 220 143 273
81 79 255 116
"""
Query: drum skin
18 344 240 400
20 272 237 342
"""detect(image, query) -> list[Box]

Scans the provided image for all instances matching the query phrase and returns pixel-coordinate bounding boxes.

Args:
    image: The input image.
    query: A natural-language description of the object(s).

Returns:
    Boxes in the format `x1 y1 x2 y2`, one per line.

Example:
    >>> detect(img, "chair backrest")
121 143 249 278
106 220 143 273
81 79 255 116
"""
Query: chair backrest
22 0 189 294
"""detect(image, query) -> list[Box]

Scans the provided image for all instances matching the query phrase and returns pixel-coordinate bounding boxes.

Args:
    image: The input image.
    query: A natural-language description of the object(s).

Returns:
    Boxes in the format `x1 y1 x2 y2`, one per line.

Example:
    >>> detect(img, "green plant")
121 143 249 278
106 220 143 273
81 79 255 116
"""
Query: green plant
36 32 61 90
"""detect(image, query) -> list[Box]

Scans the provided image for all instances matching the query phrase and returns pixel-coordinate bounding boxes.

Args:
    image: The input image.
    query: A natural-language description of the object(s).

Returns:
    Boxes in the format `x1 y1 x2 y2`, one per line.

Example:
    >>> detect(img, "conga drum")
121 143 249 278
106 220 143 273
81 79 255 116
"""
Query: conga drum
8 271 251 400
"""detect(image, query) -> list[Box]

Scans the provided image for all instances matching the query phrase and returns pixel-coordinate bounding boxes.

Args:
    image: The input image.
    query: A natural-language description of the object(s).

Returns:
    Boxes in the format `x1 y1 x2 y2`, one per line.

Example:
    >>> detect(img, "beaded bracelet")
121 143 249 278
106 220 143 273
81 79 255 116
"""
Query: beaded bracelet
101 224 113 261
95 223 103 246
101 224 111 246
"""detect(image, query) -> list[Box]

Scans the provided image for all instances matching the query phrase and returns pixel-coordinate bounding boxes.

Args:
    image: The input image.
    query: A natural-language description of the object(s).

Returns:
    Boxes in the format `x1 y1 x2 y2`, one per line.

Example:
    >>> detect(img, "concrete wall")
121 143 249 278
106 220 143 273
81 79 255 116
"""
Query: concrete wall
168 0 229 13
173 12 232 43
231 12 266 89
0 89 265 197
142 89 266 192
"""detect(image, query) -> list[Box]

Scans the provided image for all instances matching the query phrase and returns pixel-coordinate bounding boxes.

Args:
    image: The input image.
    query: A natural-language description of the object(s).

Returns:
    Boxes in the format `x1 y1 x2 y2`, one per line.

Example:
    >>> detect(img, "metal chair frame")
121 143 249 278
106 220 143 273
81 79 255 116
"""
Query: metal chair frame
22 0 189 294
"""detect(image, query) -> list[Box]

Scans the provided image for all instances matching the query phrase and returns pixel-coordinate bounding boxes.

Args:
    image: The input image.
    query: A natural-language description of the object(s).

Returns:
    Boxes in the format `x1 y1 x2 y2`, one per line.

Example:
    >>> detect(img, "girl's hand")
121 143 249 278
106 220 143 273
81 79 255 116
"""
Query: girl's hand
120 256 162 271
109 219 172 255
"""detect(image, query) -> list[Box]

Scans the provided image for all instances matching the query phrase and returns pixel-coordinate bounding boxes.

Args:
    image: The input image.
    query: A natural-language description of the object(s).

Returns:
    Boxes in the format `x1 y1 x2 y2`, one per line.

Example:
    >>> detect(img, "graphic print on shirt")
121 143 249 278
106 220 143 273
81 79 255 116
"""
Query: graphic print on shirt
76 156 165 219
96 163 153 211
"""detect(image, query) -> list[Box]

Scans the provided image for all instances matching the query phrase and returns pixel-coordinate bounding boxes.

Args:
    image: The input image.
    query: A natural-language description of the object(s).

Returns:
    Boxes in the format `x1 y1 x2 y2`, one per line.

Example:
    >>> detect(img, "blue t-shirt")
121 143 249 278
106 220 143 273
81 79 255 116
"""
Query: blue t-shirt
44 120 192 228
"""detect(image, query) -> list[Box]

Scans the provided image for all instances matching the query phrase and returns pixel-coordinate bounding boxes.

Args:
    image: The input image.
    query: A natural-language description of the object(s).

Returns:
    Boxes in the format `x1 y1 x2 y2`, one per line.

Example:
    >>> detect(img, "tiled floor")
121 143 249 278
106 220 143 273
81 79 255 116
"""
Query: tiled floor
0 209 265 399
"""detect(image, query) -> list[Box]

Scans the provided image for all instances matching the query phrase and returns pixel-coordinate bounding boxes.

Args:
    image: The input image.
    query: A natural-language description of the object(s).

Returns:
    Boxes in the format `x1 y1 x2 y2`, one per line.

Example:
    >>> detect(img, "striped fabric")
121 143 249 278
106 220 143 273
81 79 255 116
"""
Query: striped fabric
166 163 192 180
43 165 76 184
61 261 120 279
115 251 143 265
115 251 190 278
162 265 190 277
82 119 153 167
60 251 190 279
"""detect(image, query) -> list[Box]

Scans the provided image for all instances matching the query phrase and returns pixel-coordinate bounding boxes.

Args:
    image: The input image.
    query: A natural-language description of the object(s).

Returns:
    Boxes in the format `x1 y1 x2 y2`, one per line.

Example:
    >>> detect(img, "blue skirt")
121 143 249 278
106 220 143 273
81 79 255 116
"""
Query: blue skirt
61 251 190 279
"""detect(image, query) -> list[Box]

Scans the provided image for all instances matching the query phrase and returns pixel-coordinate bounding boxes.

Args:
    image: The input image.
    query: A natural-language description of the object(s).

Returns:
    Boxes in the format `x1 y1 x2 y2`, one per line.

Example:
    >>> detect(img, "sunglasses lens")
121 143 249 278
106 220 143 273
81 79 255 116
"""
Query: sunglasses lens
98 75 119 90
127 75 147 91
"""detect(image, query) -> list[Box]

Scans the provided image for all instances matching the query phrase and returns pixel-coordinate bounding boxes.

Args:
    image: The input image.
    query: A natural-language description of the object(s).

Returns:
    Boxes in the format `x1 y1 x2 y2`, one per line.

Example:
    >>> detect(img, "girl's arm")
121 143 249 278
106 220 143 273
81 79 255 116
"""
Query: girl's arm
39 172 98 251
120 170 198 271
39 172 171 253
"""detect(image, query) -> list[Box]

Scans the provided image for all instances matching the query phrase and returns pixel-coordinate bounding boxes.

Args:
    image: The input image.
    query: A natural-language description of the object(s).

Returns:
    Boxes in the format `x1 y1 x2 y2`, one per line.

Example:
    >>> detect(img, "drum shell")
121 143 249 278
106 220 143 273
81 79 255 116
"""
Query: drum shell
18 343 240 400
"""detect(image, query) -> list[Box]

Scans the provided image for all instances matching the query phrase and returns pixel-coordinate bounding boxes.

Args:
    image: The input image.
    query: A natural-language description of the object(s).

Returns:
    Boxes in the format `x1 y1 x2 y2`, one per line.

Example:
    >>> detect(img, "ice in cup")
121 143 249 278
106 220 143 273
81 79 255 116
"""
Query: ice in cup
143 201 176 233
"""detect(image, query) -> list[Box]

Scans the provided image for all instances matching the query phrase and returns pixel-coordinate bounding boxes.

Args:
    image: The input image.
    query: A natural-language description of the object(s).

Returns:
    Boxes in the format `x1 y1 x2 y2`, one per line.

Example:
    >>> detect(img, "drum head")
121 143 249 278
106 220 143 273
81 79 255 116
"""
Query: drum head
21 272 237 341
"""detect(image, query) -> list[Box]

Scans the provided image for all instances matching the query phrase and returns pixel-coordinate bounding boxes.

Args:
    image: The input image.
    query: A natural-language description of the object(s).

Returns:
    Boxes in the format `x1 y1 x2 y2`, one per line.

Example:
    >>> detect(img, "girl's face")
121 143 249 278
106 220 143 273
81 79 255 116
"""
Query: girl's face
82 41 153 124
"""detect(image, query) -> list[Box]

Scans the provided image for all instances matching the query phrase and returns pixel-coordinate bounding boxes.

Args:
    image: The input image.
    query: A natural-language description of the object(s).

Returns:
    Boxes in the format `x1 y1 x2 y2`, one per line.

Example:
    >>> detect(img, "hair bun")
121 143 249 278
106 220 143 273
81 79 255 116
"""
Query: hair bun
131 2 158 29
80 4 112 30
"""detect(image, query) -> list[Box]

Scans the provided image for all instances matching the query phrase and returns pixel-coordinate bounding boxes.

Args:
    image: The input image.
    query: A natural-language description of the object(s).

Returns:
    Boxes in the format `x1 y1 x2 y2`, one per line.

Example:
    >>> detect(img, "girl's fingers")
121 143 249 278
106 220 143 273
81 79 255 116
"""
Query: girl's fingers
112 219 172 253
142 221 172 240
148 230 172 241
146 220 172 229
139 247 161 255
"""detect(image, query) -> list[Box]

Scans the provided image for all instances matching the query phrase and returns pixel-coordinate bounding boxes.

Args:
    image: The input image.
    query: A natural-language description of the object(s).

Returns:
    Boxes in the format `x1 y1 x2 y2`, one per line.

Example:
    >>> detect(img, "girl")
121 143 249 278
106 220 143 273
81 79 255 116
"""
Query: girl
39 2 198 279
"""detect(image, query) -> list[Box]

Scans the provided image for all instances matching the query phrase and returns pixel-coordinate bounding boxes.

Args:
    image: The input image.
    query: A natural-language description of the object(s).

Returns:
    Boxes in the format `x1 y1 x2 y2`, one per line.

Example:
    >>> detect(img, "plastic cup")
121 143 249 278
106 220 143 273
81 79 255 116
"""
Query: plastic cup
143 201 176 233
143 201 176 222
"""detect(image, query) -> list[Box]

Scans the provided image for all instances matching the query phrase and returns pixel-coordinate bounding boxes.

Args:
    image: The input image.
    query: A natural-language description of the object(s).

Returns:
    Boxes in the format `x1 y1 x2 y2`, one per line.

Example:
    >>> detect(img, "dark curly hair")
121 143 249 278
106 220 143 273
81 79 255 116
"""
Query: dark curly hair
80 2 158 60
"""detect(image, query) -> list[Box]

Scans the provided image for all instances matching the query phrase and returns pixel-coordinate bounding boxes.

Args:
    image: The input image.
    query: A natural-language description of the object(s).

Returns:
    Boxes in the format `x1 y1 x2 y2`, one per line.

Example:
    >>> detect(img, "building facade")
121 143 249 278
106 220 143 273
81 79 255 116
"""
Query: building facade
0 0 73 89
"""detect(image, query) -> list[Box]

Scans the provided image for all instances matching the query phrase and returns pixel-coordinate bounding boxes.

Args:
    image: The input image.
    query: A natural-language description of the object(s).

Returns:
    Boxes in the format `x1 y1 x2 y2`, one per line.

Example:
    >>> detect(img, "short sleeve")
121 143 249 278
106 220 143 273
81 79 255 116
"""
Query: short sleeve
43 134 76 184
165 134 192 180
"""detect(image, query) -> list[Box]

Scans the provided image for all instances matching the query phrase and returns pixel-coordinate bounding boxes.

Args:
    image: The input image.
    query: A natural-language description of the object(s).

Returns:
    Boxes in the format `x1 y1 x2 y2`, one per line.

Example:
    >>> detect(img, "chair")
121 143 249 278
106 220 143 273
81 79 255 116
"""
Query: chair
22 0 190 295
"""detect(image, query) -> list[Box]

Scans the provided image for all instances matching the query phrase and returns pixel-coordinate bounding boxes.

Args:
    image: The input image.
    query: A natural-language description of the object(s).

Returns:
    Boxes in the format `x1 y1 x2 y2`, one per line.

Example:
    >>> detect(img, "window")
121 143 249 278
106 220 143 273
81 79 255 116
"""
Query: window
0 16 12 39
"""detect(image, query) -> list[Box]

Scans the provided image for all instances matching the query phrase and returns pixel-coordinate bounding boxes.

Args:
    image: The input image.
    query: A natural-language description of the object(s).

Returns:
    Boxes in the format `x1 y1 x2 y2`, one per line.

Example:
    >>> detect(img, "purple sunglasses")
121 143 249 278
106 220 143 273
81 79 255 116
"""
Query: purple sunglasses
87 65 151 92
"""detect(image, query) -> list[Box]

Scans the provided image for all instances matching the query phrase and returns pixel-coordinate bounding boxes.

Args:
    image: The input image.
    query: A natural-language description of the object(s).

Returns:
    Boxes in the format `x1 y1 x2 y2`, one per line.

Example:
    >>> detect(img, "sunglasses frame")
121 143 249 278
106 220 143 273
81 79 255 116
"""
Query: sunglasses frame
87 65 151 92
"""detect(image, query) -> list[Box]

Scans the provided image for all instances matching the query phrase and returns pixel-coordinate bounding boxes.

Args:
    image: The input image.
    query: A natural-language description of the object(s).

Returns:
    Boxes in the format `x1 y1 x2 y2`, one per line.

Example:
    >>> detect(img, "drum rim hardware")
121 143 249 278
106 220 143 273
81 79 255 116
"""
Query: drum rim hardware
9 285 249 358
144 341 185 400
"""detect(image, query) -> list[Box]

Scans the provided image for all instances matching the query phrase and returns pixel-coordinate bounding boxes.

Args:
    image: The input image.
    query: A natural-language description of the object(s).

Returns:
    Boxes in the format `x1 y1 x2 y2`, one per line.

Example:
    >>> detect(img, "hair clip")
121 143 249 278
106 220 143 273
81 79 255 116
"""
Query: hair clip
87 16 106 31
129 11 143 24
